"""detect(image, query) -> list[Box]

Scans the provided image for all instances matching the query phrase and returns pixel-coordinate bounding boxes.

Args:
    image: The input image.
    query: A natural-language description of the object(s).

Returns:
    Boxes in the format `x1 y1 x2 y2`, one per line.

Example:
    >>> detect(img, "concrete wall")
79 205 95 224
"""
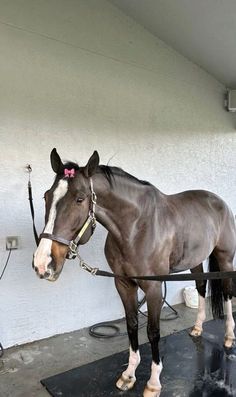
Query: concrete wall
0 0 235 348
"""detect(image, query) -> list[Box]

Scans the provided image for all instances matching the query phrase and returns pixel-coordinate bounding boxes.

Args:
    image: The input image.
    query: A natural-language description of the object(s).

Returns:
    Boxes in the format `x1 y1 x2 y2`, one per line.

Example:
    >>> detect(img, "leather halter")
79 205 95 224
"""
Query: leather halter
40 178 97 259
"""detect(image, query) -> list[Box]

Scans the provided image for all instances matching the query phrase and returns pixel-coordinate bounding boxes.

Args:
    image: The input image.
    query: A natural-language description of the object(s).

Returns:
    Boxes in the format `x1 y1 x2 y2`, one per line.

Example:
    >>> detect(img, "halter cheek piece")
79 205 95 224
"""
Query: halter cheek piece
40 177 97 259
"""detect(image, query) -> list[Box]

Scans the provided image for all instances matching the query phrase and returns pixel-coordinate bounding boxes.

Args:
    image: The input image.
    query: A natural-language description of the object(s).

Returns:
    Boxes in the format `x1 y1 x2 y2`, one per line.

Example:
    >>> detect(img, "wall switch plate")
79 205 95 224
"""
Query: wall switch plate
6 236 19 250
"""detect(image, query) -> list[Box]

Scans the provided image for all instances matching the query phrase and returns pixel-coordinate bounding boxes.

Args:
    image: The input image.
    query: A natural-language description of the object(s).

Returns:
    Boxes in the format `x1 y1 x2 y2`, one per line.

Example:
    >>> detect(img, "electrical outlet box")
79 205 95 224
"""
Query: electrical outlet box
6 236 19 250
227 90 236 112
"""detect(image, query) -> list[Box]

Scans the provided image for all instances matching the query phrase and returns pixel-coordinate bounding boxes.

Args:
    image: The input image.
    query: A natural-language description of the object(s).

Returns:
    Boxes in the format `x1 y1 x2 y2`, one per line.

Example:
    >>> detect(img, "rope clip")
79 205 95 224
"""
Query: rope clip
78 256 98 275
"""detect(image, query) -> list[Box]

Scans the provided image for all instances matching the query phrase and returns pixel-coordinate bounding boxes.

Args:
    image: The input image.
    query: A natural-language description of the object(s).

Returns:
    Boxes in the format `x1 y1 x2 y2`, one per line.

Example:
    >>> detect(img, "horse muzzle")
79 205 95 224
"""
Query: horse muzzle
32 258 62 282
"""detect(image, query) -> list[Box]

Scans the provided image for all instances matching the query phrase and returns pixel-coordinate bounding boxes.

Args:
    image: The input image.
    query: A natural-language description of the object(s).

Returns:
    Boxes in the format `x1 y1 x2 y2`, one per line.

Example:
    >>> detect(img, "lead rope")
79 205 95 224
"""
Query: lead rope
77 253 178 338
76 253 236 282
26 165 39 247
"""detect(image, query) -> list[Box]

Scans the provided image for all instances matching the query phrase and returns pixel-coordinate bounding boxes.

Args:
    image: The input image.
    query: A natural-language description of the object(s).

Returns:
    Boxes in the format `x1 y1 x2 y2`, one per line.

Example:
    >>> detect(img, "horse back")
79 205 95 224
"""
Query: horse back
155 189 236 271
166 189 234 228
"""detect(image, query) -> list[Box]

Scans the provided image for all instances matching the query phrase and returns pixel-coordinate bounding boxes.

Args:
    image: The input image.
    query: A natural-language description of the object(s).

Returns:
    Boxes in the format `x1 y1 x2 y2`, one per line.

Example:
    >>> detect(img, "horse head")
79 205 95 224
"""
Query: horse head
33 148 99 281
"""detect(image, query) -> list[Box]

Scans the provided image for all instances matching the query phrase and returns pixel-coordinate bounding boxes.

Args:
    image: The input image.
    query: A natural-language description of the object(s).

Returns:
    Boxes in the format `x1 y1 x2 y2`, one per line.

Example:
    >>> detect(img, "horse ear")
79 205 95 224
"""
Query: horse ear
84 151 100 177
50 148 64 174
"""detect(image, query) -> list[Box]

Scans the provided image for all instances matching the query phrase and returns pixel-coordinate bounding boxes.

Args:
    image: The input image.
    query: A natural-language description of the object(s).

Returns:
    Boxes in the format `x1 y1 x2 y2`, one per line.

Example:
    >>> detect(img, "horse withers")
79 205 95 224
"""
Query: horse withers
33 149 236 397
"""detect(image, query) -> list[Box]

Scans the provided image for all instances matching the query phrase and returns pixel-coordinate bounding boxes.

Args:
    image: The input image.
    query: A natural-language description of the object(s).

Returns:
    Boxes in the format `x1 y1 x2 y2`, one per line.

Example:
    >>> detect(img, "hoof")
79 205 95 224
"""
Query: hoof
116 373 136 391
224 336 235 349
143 383 161 397
190 325 202 337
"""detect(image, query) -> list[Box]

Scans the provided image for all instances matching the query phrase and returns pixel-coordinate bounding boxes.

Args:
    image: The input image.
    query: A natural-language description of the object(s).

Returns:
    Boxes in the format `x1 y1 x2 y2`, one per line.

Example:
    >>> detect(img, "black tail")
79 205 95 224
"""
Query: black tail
208 253 224 319
233 278 236 297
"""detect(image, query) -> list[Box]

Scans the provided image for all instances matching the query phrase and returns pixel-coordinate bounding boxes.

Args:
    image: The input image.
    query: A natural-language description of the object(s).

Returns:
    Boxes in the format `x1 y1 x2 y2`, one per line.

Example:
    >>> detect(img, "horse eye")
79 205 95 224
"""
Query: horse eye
76 197 84 204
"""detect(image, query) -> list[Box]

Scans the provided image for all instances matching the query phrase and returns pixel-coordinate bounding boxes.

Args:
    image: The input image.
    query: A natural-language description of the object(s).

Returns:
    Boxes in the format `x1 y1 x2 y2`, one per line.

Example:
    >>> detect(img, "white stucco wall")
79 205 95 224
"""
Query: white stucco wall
0 0 235 348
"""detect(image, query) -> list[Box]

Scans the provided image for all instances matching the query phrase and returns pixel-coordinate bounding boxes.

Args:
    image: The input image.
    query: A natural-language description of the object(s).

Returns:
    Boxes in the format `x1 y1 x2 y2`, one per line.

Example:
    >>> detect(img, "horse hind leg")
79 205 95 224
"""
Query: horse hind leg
190 264 207 337
224 299 235 348
209 250 235 348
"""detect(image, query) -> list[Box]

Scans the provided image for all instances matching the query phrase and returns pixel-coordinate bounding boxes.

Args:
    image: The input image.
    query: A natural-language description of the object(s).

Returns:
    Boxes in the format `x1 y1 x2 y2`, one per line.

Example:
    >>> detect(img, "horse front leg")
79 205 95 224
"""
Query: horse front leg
115 278 140 391
190 264 207 337
143 281 163 397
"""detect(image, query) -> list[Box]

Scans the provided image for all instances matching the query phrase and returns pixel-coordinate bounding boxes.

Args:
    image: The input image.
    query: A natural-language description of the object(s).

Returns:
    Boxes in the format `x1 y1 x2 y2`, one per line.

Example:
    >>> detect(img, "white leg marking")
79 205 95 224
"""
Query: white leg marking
190 294 206 336
224 299 235 347
122 347 140 378
195 294 206 329
145 360 163 393
34 179 68 273
116 347 140 390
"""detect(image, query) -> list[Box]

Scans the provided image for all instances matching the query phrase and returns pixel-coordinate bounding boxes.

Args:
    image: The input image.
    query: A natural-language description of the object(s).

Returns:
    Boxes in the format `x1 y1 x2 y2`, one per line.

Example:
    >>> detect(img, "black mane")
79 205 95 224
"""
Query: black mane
99 165 151 187
60 161 150 187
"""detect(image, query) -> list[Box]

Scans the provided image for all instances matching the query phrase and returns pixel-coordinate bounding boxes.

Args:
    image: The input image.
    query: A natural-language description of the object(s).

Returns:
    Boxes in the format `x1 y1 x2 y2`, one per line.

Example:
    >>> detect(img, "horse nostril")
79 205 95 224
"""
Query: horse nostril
48 261 56 271
44 271 50 278
39 274 44 279
35 267 38 273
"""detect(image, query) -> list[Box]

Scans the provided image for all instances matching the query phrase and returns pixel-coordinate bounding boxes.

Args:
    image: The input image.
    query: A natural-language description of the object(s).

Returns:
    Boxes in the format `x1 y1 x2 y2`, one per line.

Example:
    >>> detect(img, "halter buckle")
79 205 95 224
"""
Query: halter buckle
67 241 78 259
69 241 78 253
89 211 97 230
91 191 97 204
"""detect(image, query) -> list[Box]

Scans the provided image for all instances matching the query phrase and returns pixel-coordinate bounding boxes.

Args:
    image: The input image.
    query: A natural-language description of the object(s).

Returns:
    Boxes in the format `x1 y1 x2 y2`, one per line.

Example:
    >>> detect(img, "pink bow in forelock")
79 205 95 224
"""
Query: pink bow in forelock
64 168 75 178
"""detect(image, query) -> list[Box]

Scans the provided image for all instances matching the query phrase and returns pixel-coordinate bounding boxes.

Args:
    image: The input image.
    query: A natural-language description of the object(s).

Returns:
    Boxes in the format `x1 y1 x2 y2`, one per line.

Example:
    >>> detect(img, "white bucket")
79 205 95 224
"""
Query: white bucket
183 286 198 309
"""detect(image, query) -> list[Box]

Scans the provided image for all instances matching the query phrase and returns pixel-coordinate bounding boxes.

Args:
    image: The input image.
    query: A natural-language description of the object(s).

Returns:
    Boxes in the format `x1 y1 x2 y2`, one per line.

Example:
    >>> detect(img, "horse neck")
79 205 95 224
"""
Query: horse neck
92 171 157 241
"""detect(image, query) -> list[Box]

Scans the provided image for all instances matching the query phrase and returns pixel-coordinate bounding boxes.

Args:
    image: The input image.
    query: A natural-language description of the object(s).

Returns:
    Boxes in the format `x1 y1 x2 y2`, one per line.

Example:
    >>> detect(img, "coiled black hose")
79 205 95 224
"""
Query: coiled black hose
0 343 3 358
89 281 178 338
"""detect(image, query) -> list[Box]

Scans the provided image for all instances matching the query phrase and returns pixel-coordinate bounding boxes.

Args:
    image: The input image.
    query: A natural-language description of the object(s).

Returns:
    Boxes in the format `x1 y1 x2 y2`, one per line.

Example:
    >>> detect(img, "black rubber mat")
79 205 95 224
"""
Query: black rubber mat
41 314 236 397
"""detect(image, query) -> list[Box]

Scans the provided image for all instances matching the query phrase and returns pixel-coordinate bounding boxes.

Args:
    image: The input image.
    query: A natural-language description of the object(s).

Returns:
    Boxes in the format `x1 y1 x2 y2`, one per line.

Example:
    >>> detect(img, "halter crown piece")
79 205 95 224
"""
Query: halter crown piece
64 168 75 178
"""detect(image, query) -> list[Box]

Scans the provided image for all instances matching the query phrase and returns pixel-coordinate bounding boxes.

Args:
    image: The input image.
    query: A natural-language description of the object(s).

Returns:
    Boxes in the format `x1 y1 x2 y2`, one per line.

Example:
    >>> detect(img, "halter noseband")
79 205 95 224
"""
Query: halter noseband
40 178 97 259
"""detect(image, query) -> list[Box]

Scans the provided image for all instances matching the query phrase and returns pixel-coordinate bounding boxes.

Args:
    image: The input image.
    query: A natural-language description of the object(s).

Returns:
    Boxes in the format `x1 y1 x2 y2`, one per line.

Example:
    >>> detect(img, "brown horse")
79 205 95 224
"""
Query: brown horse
33 149 236 397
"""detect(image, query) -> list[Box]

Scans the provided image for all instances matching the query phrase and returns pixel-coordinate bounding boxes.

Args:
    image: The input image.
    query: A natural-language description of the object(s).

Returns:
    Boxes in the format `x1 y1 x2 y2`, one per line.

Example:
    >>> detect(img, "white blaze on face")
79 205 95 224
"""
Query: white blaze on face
34 179 68 274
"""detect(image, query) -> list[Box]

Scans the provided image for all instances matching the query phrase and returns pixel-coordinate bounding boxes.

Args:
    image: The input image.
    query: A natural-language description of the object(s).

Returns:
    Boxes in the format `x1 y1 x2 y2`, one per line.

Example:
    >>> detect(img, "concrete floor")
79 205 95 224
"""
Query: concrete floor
0 301 233 397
